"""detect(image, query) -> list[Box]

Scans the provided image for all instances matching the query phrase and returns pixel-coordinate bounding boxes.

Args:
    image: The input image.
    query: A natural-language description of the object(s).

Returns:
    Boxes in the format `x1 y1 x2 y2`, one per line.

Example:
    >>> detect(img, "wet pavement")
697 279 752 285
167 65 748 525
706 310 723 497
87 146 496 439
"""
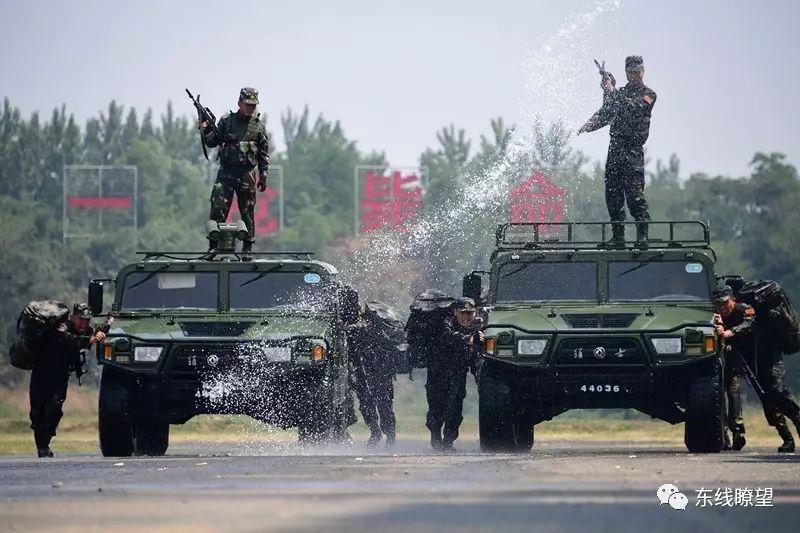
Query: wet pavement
1 440 799 532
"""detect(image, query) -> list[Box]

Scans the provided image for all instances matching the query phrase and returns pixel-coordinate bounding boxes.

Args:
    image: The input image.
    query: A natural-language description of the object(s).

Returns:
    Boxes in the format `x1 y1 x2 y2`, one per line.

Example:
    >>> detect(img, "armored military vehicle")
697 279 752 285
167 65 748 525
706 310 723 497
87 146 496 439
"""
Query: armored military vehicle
463 221 725 453
88 222 358 456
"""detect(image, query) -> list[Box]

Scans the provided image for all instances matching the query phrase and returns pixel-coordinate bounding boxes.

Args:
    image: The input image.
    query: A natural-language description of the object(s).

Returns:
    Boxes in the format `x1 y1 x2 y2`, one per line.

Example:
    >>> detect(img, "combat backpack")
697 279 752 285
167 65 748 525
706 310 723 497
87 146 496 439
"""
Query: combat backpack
735 281 800 355
405 290 455 369
9 300 70 370
363 301 410 374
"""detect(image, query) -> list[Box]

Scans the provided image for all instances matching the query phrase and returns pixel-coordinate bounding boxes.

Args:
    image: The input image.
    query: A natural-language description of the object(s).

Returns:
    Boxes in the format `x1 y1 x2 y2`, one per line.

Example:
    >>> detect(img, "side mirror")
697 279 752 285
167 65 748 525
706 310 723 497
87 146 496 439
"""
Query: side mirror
463 273 482 304
340 286 360 325
88 280 104 316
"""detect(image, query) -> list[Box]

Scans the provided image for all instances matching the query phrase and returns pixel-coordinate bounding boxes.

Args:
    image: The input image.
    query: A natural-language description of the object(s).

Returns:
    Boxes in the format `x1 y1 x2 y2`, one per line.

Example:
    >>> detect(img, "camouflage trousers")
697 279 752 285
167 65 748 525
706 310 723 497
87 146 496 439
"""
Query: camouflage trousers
724 371 745 434
605 153 650 237
209 167 257 244
29 368 69 450
755 356 800 432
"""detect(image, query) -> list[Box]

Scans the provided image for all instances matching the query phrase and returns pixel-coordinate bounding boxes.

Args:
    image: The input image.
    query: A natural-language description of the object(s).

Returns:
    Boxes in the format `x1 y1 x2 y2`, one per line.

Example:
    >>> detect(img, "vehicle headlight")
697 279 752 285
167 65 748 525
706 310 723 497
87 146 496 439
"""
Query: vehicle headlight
517 338 548 355
651 337 682 355
134 346 163 362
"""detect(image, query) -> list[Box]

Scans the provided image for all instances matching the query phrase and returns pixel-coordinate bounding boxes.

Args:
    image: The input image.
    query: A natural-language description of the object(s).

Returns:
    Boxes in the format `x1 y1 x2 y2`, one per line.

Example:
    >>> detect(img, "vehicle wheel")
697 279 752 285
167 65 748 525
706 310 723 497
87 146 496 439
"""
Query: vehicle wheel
513 422 534 453
298 380 335 445
134 420 170 456
479 370 516 452
98 369 134 457
684 366 724 453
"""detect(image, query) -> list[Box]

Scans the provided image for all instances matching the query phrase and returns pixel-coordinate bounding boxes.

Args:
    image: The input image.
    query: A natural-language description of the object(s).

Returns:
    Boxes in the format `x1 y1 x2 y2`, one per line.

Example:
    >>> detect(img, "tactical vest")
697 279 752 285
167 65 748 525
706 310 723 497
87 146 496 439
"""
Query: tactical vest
218 113 263 169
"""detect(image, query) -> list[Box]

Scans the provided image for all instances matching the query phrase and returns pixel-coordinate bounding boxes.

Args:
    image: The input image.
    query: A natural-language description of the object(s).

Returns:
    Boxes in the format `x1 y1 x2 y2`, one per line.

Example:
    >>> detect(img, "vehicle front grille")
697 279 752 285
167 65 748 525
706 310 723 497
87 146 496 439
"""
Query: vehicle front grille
169 343 276 374
553 338 646 366
179 322 256 337
561 314 638 328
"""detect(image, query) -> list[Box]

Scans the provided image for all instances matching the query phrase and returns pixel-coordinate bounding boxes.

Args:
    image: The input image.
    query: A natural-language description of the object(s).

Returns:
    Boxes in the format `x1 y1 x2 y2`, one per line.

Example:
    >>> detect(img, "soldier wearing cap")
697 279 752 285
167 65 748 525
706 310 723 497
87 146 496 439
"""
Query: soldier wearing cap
425 297 484 451
715 284 800 453
201 87 270 254
29 304 109 457
713 284 752 451
578 55 656 249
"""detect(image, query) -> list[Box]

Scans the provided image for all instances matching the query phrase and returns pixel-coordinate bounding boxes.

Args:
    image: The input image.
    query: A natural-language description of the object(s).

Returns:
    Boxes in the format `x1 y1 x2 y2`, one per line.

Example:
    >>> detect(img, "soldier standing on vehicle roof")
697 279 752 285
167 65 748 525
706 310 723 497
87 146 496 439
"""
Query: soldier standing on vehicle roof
578 55 656 249
201 87 270 254
713 285 752 451
426 297 484 452
29 304 109 458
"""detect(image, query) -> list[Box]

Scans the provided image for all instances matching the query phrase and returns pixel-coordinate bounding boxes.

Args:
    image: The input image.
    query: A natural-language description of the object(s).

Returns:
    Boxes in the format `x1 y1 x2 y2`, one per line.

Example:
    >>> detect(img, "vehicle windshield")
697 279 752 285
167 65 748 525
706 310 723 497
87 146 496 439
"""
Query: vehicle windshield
120 272 218 310
229 271 336 312
609 261 710 301
496 262 597 302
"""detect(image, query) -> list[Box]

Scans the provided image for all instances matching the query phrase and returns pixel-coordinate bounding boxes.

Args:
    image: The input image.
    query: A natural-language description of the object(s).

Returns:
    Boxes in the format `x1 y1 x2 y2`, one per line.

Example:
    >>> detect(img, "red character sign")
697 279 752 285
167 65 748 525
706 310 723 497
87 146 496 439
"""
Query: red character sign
360 171 423 233
509 172 565 231
228 186 279 236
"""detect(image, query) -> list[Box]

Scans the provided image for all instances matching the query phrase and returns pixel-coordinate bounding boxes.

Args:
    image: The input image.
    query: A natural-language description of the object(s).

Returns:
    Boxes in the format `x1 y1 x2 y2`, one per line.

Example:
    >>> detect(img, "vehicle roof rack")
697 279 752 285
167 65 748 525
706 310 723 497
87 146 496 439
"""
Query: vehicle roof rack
495 221 711 250
136 251 316 261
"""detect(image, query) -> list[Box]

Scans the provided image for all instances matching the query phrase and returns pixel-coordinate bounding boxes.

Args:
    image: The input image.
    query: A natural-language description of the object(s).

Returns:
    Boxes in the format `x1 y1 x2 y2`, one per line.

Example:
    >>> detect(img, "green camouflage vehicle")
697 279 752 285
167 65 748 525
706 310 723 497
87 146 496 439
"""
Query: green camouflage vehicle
463 221 725 454
88 223 358 457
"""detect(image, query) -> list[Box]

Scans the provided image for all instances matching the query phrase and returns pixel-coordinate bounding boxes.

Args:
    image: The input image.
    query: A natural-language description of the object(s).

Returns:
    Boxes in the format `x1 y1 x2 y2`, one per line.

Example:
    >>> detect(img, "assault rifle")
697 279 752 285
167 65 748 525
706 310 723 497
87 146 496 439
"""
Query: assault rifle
186 89 221 161
594 59 616 93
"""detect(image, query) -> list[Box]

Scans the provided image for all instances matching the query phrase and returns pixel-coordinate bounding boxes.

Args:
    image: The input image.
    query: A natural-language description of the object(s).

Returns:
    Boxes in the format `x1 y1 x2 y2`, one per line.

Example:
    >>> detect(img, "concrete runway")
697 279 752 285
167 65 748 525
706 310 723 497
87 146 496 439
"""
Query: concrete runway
1 440 799 532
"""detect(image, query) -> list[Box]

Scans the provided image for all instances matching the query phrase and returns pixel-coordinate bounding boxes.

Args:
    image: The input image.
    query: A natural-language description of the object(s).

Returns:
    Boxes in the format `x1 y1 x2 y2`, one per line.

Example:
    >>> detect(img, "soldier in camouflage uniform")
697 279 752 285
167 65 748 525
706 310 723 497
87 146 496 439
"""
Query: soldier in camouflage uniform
579 56 656 249
30 304 108 457
201 87 270 253
713 285 752 451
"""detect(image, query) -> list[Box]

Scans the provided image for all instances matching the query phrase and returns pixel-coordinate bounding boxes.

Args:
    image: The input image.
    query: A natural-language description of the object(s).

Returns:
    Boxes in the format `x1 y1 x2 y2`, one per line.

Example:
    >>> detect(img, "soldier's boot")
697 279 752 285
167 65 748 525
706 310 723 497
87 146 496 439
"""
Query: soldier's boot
601 224 626 250
384 430 396 449
241 240 254 261
776 423 796 453
430 430 443 451
367 423 382 449
635 222 649 250
34 429 53 458
731 430 746 451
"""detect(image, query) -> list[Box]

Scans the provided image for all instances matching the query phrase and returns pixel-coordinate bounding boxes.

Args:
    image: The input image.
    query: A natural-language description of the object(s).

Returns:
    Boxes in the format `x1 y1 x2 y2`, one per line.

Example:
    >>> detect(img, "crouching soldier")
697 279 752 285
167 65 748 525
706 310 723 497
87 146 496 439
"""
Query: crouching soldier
30 304 109 457
426 297 484 452
347 304 398 449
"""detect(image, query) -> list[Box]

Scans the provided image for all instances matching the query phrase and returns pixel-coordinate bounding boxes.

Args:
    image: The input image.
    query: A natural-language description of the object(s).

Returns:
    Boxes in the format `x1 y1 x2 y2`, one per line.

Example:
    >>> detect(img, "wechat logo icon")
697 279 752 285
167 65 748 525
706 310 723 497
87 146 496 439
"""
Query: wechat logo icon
657 484 689 510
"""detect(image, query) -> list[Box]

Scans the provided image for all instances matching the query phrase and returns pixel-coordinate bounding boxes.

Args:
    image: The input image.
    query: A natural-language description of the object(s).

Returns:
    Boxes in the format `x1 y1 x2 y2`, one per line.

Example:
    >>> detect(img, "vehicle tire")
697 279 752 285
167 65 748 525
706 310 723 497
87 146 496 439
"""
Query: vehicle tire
479 370 516 452
298 379 335 445
133 420 170 456
684 365 724 453
98 369 134 457
513 422 534 453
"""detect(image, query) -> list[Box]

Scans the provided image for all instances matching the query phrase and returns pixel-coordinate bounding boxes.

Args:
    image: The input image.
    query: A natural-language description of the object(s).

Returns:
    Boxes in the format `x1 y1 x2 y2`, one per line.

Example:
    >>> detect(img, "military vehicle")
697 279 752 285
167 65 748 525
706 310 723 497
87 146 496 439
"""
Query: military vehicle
88 222 358 456
463 221 725 453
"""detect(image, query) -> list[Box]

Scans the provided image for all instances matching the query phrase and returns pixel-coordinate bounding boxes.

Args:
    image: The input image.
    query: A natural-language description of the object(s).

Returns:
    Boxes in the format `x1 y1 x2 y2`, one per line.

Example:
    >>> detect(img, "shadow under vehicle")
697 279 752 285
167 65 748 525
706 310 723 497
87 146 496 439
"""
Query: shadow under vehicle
88 223 359 457
463 221 725 454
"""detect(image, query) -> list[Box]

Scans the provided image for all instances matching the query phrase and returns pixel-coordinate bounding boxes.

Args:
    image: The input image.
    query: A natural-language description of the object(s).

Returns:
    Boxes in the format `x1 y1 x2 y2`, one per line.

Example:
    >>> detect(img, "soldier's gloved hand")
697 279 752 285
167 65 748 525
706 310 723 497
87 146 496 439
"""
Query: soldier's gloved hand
199 120 208 130
257 179 267 193
91 331 107 344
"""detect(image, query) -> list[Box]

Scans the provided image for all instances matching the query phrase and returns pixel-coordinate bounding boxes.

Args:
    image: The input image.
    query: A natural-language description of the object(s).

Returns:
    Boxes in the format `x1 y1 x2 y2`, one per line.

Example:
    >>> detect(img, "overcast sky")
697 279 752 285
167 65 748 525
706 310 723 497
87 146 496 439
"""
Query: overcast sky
1 0 798 177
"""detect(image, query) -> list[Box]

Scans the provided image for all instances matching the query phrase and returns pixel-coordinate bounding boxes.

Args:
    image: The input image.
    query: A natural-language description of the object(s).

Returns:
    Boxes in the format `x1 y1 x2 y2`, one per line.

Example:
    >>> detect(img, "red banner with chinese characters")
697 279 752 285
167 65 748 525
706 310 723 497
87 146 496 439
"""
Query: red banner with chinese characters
509 172 565 230
68 196 133 209
360 171 423 233
228 186 279 236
